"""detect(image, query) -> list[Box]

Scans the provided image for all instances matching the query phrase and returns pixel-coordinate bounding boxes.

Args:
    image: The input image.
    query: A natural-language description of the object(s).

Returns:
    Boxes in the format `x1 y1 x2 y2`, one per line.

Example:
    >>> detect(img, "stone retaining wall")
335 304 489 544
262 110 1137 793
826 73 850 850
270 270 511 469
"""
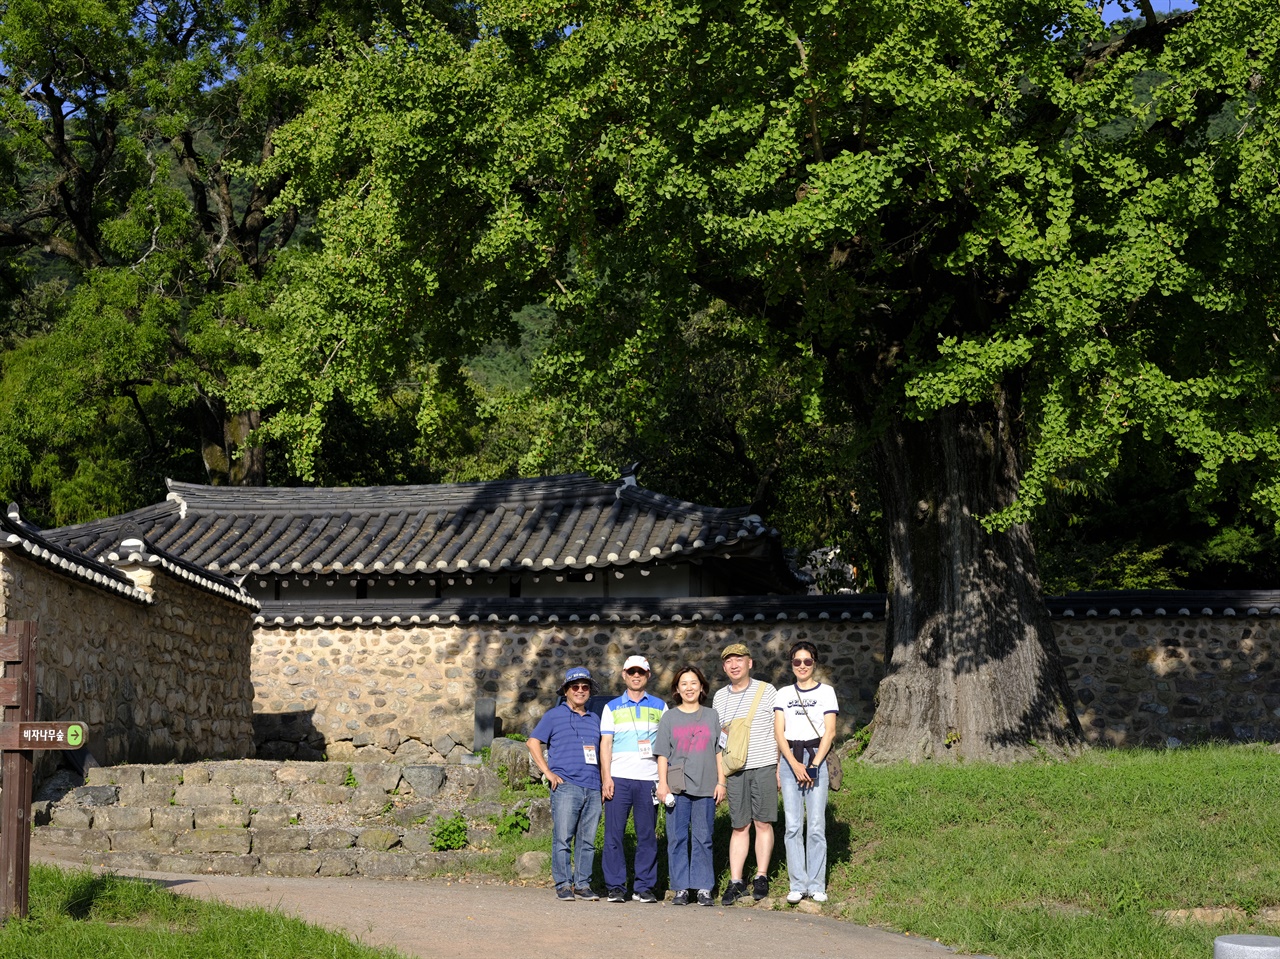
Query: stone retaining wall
251 619 884 762
1 552 255 778
252 612 1280 759
33 748 547 879
1059 615 1280 746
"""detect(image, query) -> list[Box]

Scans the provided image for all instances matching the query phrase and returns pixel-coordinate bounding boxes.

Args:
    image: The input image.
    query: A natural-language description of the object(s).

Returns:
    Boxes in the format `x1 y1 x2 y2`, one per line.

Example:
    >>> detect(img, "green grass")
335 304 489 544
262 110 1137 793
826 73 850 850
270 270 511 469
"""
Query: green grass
821 745 1280 959
0 864 405 959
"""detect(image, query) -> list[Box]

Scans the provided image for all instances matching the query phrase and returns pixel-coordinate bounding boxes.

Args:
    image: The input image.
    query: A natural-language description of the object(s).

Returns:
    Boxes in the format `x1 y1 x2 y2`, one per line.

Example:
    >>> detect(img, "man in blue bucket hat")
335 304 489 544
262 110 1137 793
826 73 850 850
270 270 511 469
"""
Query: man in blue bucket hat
528 665 603 901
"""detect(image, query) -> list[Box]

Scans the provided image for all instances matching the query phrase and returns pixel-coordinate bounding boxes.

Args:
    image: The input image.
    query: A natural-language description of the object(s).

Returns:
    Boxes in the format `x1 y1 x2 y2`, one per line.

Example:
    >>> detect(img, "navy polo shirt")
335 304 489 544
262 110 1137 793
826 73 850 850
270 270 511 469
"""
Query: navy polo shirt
530 702 603 790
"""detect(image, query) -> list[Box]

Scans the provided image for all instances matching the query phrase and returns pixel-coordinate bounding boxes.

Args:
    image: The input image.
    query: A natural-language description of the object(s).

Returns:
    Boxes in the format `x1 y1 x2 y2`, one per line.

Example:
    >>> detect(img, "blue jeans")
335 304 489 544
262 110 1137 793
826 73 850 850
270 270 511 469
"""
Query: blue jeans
666 793 715 892
550 782 602 888
603 778 658 892
779 760 829 895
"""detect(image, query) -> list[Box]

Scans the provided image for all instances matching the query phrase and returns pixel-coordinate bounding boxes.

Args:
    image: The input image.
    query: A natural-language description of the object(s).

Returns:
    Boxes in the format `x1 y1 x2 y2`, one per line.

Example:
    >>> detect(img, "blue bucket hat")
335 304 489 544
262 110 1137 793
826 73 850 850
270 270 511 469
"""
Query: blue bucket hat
559 666 594 694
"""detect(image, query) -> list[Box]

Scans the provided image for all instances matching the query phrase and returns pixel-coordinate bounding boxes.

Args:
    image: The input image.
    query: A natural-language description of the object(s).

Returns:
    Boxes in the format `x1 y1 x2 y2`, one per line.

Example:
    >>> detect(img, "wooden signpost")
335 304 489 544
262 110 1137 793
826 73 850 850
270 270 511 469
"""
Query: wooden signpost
0 621 87 923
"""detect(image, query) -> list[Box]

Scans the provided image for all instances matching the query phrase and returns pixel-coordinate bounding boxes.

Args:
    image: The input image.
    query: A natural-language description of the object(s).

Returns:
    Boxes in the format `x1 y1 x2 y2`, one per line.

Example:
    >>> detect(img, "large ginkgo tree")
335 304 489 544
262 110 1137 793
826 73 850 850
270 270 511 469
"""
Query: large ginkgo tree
263 0 1280 761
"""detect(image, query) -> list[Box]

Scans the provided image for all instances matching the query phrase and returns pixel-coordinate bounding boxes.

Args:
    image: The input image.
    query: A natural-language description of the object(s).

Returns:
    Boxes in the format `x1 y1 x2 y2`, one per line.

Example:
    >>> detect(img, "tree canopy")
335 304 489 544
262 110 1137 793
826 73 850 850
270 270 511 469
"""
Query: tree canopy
254 0 1279 759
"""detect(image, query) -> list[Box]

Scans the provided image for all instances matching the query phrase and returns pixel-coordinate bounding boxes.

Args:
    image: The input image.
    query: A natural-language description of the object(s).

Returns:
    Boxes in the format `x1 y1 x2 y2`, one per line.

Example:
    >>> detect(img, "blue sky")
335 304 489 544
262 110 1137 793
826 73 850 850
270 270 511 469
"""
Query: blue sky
1100 0 1196 23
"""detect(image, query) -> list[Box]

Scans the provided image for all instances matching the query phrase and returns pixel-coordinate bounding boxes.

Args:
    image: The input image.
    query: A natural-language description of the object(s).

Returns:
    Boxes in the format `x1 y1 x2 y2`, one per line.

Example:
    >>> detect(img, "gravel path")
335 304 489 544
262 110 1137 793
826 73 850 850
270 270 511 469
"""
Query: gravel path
33 838 971 959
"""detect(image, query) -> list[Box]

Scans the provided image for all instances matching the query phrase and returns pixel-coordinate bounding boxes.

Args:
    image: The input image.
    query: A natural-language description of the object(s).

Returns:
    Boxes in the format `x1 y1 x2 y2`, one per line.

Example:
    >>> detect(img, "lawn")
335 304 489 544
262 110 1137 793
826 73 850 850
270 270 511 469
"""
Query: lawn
0 863 405 959
818 744 1280 959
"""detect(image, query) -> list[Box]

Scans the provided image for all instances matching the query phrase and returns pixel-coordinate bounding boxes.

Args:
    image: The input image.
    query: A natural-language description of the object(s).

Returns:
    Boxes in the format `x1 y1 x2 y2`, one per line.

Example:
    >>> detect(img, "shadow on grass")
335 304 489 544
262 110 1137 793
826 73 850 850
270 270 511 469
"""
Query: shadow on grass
31 864 181 924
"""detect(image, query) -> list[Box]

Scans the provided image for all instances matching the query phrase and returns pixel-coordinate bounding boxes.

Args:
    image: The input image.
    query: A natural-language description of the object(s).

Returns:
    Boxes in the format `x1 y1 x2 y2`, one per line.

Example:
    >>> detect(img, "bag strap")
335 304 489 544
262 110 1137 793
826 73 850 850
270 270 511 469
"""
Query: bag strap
743 680 766 724
795 686 823 739
793 685 829 761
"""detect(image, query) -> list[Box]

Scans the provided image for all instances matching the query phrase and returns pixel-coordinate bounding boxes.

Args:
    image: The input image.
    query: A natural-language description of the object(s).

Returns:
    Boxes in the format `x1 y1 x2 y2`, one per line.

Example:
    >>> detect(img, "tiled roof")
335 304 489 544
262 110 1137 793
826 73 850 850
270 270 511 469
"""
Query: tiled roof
42 471 802 590
252 594 887 628
107 538 261 611
2 506 152 604
3 506 259 610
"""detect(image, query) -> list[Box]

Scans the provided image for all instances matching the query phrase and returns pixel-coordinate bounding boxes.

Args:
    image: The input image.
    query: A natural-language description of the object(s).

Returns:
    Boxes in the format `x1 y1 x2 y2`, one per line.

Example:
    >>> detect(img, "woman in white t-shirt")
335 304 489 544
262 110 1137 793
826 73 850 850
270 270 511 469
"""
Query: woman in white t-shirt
773 640 838 903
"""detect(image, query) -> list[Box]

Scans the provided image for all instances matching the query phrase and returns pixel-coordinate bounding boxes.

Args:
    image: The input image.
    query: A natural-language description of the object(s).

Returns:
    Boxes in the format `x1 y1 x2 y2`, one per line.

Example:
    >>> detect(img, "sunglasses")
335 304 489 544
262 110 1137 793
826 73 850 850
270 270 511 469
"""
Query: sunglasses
791 658 814 667
566 682 592 692
624 668 648 676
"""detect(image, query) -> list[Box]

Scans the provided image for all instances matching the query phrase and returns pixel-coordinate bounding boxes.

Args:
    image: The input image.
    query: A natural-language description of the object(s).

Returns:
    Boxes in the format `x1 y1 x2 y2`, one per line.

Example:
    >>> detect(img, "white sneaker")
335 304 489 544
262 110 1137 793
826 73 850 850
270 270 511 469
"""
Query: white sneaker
811 892 828 903
786 891 804 904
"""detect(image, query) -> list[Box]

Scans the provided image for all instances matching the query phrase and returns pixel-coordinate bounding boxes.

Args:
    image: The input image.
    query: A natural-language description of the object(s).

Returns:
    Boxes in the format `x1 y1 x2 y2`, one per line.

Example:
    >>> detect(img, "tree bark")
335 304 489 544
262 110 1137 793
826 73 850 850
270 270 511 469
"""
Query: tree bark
862 390 1082 763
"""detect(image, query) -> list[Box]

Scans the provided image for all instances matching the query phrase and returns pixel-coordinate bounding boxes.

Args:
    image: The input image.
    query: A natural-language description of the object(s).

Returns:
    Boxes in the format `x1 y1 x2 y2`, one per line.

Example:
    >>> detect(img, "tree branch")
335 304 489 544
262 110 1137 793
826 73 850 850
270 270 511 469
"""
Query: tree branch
789 30 826 164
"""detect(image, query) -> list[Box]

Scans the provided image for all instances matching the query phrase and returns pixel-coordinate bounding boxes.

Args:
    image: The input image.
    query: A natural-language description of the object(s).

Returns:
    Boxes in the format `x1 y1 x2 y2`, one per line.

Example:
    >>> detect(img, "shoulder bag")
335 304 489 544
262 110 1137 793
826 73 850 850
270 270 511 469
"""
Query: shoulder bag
720 681 766 775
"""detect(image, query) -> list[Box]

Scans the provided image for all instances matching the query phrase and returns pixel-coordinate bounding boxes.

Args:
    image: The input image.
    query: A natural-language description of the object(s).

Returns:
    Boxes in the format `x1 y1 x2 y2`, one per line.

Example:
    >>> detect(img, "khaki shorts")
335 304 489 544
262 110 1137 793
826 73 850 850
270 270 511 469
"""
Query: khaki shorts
725 764 778 828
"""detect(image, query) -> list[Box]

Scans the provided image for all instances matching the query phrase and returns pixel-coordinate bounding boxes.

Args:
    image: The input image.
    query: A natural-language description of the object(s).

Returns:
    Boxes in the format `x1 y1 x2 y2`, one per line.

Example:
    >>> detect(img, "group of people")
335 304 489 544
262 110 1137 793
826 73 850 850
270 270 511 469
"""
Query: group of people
525 640 839 906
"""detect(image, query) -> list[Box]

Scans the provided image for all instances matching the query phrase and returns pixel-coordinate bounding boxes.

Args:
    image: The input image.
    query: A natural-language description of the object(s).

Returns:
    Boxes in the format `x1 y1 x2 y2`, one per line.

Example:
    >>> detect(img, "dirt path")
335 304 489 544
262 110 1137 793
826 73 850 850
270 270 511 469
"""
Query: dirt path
33 840 972 959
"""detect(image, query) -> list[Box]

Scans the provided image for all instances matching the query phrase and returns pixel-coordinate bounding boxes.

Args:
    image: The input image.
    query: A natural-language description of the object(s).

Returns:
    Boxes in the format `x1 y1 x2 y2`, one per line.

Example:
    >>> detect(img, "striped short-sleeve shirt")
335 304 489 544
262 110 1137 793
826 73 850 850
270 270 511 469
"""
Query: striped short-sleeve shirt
712 679 778 771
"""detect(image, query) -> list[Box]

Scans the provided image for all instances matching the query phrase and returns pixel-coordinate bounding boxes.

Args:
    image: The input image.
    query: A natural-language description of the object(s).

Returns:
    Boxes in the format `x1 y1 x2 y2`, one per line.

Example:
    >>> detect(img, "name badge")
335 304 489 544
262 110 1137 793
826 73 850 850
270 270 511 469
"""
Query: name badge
638 739 653 759
718 729 728 750
583 744 598 765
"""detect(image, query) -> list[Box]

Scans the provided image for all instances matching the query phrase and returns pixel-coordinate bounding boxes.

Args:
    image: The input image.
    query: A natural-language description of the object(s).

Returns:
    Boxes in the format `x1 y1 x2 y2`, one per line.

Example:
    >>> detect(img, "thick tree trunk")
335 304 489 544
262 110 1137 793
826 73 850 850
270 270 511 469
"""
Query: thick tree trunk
198 396 266 486
862 391 1082 763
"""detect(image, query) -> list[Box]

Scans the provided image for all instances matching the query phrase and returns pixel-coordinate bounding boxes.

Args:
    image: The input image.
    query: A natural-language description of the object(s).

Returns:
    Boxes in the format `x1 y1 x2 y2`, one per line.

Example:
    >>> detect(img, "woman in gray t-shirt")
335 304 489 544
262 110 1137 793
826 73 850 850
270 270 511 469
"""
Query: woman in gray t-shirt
655 664 725 906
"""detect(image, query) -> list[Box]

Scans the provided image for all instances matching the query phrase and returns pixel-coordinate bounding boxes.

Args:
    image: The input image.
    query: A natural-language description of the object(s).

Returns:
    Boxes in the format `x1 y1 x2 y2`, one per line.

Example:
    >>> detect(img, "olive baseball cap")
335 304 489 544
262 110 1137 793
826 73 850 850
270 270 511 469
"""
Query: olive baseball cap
721 642 751 659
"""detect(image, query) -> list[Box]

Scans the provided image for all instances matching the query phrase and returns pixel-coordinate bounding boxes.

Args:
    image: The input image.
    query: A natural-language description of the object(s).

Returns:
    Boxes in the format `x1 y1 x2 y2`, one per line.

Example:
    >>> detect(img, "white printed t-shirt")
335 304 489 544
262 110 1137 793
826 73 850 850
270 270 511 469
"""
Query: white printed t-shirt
774 682 840 742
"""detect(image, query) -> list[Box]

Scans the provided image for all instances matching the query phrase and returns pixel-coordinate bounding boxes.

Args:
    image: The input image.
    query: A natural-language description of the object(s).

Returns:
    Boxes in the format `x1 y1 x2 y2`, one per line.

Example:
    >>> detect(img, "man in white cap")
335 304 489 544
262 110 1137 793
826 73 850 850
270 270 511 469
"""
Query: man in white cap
600 654 667 903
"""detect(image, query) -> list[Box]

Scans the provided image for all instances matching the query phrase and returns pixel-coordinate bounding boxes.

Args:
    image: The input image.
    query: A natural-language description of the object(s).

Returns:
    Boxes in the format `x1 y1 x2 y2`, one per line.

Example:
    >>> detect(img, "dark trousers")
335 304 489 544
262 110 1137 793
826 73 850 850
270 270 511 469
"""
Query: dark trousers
602 777 658 892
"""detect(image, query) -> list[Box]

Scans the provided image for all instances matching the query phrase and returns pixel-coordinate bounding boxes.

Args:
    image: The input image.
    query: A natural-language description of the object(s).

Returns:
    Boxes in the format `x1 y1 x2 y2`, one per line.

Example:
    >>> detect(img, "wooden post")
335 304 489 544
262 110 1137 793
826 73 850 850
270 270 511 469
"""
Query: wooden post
0 621 37 923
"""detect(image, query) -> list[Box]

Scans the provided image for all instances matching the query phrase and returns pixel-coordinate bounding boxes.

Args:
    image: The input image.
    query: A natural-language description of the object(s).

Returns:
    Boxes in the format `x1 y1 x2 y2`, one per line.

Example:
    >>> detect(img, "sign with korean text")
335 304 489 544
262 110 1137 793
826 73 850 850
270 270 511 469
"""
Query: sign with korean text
0 722 86 751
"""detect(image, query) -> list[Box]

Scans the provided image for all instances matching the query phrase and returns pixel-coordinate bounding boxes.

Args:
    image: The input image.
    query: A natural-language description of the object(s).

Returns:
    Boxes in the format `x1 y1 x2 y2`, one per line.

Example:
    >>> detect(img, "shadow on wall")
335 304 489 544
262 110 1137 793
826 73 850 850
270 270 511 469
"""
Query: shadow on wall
253 709 324 760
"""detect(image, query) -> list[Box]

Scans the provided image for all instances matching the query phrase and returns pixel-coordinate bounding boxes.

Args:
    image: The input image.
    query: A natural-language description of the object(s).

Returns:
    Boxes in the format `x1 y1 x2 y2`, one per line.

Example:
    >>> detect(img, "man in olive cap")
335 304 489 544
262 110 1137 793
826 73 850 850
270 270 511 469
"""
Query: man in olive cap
528 665 603 901
712 642 778 905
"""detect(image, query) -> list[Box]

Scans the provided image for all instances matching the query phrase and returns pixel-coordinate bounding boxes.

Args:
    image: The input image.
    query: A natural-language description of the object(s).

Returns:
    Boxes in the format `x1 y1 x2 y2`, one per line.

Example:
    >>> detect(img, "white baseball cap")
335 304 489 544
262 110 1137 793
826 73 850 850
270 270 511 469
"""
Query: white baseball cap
622 655 651 673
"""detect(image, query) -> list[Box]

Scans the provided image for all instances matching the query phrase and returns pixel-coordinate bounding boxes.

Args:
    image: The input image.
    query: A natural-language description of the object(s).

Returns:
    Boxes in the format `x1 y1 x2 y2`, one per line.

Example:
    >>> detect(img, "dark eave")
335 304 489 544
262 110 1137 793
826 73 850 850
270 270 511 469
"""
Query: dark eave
252 594 888 628
1045 589 1280 618
252 588 1280 627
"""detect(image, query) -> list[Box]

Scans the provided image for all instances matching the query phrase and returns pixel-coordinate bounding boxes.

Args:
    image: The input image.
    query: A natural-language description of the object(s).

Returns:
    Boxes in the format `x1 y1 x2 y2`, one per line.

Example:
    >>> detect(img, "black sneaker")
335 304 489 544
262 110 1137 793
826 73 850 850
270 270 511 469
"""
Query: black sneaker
556 884 575 901
607 887 627 903
633 889 658 903
575 886 599 901
752 875 770 900
671 890 689 906
697 889 714 907
721 880 747 906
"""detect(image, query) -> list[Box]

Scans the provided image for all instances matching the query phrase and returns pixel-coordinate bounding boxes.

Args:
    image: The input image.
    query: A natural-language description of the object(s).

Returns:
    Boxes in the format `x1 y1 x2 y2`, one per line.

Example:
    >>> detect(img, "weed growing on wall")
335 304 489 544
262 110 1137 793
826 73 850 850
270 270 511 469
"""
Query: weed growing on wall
431 813 469 851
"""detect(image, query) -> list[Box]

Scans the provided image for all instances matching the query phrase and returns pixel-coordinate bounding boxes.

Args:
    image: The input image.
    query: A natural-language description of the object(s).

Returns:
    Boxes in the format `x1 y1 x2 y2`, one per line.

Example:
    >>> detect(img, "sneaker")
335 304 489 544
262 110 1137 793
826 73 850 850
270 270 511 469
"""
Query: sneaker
606 887 627 903
556 884 575 901
632 889 658 904
574 886 599 901
671 890 689 906
811 891 828 903
786 891 804 904
752 874 770 901
697 890 714 907
721 880 747 906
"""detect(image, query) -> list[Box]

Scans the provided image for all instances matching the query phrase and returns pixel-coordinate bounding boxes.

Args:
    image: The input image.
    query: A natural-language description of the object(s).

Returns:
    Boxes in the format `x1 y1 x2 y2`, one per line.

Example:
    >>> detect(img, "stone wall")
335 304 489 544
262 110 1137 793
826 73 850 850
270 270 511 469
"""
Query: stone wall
0 552 256 777
251 619 884 762
252 610 1280 760
1058 615 1280 746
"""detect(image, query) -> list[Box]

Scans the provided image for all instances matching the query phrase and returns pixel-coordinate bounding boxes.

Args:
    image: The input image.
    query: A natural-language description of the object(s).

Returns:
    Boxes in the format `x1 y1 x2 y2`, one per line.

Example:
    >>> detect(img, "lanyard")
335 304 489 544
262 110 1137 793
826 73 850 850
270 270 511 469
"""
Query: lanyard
627 695 655 740
725 681 754 722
